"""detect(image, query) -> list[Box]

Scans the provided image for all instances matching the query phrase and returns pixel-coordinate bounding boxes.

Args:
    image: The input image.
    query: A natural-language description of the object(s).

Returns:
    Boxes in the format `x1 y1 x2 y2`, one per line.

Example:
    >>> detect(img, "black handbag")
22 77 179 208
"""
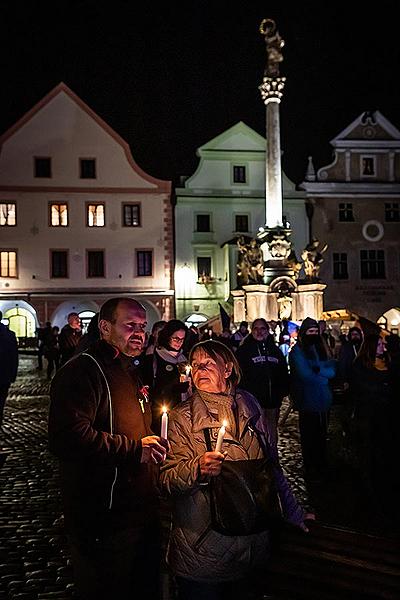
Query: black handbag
203 428 282 536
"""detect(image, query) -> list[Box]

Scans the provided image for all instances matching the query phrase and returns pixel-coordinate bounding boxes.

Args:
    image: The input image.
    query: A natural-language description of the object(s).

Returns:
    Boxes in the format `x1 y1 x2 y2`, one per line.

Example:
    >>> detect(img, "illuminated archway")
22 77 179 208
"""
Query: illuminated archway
3 306 36 339
378 307 400 335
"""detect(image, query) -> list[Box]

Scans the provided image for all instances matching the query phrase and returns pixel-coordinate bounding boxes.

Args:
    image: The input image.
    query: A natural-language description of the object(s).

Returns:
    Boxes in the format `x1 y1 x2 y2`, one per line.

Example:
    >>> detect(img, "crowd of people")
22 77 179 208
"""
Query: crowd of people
2 300 398 599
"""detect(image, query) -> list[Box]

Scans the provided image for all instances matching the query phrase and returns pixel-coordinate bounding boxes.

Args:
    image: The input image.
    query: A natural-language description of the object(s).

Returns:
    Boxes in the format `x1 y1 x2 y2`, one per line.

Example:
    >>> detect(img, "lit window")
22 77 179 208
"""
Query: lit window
80 159 96 179
0 250 17 277
87 204 105 227
50 203 68 226
123 204 141 227
197 257 211 279
0 203 16 226
136 250 153 276
34 157 51 178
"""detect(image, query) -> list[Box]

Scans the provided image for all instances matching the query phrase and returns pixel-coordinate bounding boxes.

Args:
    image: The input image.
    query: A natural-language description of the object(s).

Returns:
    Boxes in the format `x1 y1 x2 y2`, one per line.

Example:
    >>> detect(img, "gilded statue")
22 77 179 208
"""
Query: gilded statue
301 238 328 280
259 18 285 77
237 237 264 286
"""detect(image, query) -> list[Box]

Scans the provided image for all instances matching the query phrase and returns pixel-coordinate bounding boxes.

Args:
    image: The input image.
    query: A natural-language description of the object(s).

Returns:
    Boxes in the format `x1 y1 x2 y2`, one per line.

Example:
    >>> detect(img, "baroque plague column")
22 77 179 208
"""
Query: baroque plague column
232 19 326 325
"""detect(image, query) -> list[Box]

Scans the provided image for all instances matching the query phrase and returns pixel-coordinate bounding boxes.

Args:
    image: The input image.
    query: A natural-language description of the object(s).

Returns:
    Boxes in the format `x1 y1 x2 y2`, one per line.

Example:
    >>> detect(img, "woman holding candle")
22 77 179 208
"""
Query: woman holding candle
141 319 190 434
160 340 314 600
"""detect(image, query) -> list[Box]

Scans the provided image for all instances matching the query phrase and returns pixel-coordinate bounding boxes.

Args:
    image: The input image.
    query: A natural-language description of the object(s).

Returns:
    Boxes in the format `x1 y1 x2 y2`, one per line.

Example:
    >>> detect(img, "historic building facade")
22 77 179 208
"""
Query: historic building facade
0 83 174 340
300 111 400 332
174 122 307 326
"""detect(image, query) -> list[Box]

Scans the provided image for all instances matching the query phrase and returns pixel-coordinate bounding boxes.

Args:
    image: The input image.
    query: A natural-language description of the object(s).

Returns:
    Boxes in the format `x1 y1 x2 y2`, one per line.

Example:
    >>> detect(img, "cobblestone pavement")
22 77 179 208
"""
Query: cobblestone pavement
0 356 395 599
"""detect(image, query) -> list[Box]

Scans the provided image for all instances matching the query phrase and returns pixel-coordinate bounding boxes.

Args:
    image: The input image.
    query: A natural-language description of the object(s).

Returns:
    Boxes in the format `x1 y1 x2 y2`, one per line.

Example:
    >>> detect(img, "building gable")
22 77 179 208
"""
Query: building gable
0 82 170 191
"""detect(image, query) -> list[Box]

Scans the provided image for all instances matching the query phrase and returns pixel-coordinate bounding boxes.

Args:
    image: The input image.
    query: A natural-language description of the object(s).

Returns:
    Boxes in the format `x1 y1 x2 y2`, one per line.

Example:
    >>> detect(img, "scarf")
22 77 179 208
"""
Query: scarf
155 346 187 364
197 389 237 437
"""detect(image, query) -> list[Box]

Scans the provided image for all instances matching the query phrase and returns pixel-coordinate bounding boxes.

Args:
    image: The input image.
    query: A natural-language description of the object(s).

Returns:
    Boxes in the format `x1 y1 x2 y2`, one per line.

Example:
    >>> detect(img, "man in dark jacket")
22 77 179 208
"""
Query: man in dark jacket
58 312 82 365
48 298 168 599
0 311 18 428
236 317 289 451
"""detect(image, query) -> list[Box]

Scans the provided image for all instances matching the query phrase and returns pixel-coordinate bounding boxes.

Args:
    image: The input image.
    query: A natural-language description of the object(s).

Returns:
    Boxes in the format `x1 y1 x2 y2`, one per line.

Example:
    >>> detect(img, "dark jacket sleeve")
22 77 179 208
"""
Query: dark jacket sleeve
48 358 140 466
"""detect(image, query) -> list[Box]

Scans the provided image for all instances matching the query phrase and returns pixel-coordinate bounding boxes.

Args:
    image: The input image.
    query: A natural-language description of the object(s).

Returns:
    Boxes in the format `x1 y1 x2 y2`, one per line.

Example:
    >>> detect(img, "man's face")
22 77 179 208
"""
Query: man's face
305 327 319 336
251 320 269 342
100 301 147 357
68 315 81 330
350 331 361 343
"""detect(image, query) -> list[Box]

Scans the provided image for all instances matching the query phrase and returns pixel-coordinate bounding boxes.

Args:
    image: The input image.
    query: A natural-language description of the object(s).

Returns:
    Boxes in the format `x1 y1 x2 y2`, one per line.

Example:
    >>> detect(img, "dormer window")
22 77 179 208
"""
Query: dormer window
361 155 376 177
80 158 96 179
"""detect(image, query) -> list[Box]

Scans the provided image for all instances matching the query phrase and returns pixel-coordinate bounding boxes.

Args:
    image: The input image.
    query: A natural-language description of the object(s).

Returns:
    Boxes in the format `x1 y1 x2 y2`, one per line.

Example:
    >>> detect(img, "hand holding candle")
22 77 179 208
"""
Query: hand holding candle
161 406 168 439
215 420 227 453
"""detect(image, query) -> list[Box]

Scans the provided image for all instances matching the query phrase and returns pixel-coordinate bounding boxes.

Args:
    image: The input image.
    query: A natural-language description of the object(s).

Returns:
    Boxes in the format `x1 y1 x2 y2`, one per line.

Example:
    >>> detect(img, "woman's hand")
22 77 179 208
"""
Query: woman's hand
199 451 226 477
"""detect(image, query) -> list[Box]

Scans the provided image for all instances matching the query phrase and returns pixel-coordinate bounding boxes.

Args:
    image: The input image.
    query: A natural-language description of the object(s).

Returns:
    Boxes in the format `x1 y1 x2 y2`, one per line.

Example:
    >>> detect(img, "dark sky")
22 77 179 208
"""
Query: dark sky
1 1 399 186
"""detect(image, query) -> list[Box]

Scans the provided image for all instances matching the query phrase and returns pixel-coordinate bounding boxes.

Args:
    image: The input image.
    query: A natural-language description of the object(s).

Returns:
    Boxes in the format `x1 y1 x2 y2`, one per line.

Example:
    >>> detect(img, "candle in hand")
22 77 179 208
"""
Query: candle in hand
215 420 227 453
180 364 191 382
161 406 168 439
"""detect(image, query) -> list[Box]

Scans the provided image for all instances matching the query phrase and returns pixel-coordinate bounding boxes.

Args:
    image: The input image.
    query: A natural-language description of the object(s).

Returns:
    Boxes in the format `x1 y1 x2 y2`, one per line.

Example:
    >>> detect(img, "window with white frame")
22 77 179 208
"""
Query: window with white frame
0 250 17 277
0 203 16 226
87 204 105 227
50 203 68 226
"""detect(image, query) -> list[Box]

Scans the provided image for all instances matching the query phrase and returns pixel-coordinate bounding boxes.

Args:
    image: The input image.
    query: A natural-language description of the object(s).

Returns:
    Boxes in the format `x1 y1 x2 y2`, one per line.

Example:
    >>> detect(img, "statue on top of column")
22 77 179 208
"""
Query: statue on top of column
259 18 285 77
301 238 328 281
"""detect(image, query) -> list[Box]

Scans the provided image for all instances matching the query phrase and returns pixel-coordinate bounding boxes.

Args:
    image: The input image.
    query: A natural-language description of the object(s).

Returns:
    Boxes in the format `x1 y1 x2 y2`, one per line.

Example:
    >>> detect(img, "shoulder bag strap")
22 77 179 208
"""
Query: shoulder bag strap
203 427 212 451
81 352 113 434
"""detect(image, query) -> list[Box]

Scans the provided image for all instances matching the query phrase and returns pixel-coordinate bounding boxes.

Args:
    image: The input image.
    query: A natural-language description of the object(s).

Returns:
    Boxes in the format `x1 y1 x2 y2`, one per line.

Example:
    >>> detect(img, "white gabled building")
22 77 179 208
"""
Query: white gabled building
174 121 307 327
0 83 174 339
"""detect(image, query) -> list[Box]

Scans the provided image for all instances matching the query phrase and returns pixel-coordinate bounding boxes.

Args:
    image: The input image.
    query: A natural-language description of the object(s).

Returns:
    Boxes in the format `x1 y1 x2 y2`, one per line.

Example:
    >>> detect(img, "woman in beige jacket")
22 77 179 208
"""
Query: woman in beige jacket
160 340 314 600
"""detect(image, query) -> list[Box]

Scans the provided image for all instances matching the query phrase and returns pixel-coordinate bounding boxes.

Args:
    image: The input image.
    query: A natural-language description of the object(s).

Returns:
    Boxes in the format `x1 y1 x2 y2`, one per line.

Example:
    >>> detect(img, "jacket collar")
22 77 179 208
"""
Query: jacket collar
190 389 261 439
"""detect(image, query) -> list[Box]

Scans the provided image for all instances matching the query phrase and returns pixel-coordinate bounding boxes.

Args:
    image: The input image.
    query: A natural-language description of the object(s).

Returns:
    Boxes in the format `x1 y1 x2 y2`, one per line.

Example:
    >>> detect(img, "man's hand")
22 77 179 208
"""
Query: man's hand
199 451 226 477
140 436 170 464
298 512 316 533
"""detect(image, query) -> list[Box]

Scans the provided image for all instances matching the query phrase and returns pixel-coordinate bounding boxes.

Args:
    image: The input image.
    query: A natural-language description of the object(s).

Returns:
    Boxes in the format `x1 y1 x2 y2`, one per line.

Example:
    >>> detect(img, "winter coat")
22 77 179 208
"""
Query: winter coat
160 389 306 583
142 348 189 411
0 323 18 385
289 343 337 412
48 340 158 536
58 324 82 364
236 336 289 409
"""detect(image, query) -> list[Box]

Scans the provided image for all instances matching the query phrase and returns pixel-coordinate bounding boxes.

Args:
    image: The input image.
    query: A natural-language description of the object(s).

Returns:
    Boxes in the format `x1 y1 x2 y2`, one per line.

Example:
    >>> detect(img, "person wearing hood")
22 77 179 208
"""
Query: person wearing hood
236 318 289 452
289 317 337 482
142 319 190 434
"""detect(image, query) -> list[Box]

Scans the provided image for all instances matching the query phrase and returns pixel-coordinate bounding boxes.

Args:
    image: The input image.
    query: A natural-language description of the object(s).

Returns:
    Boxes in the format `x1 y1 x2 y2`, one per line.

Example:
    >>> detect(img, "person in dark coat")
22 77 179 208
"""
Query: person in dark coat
48 298 169 600
289 317 337 482
43 325 60 380
142 319 190 434
0 310 18 428
337 326 363 387
58 312 82 365
236 318 289 452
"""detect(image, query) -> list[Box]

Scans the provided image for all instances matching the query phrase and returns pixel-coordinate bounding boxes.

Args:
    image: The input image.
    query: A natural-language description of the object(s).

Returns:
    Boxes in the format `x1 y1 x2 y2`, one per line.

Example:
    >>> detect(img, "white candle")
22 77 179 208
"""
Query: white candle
161 406 168 439
215 420 227 453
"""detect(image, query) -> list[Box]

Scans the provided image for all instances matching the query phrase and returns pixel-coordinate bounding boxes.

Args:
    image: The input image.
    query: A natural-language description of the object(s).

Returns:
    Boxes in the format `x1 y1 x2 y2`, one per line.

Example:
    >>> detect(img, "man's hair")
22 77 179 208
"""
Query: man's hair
0 310 2 320
67 312 79 320
99 297 145 324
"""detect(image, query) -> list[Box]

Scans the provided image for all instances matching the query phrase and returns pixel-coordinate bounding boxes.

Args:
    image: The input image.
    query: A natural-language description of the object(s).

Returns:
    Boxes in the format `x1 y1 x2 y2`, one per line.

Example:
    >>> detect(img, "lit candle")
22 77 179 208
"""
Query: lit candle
215 420 227 453
161 406 168 439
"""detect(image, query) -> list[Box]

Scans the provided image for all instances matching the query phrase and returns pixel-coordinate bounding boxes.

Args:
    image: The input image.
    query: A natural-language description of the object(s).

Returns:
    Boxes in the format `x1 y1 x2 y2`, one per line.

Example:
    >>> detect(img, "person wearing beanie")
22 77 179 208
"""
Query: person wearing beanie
289 317 337 482
336 326 363 387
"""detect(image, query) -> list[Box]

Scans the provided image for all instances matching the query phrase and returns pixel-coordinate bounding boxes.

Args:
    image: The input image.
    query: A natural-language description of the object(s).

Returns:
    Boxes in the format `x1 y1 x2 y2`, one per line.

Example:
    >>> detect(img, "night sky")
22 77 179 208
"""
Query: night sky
1 1 399 186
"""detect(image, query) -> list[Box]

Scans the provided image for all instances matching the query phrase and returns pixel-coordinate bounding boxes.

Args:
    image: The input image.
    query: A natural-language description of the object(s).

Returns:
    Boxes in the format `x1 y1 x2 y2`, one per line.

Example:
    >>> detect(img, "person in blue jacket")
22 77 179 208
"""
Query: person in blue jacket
289 317 337 481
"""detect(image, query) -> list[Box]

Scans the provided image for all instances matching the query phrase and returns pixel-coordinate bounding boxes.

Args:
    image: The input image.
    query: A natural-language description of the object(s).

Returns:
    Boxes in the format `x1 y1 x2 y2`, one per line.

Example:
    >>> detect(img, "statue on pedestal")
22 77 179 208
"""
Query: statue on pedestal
259 18 285 77
237 236 264 286
277 291 292 320
301 238 328 281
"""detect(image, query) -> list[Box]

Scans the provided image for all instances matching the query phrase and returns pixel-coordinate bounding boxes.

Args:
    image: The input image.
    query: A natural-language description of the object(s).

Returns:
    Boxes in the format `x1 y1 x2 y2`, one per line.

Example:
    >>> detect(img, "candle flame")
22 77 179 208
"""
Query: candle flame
162 405 168 414
222 420 228 428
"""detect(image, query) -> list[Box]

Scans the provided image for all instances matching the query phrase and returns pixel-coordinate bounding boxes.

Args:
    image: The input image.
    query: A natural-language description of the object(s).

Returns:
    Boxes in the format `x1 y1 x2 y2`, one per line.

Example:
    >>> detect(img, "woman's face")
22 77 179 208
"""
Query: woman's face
191 348 232 393
169 329 186 352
